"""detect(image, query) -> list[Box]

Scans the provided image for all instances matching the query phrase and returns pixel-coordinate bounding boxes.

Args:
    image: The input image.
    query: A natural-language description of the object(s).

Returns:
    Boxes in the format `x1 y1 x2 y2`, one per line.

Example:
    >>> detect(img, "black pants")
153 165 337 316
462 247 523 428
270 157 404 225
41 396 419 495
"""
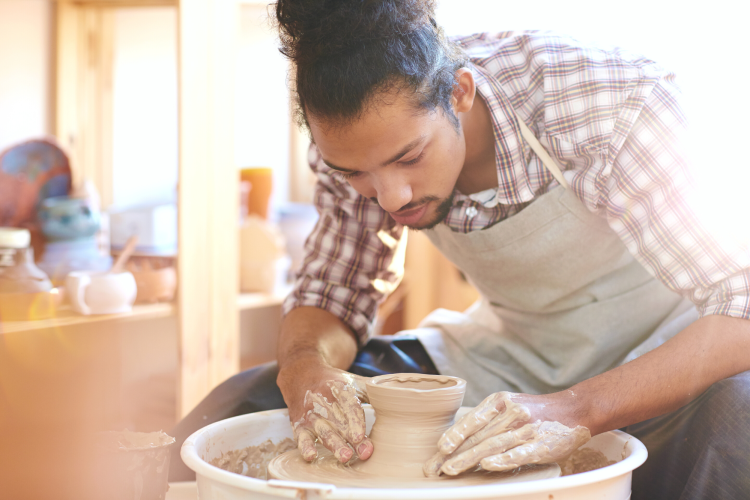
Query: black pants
169 337 750 500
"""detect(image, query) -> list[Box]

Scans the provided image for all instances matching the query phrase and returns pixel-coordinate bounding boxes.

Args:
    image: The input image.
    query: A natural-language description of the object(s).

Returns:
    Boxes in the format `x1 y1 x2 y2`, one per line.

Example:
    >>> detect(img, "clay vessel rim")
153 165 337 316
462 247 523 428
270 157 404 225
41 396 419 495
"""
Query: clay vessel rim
367 373 466 393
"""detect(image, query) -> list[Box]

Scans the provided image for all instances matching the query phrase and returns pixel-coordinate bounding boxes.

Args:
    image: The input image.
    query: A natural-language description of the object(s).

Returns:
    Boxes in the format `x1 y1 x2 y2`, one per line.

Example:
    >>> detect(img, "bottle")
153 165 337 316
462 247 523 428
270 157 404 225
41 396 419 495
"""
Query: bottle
0 227 52 294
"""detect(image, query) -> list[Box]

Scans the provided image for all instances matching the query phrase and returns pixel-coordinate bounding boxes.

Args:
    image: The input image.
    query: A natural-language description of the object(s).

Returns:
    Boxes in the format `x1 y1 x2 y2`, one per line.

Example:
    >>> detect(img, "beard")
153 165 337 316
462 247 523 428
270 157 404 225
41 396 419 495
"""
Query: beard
403 192 455 230
371 192 455 230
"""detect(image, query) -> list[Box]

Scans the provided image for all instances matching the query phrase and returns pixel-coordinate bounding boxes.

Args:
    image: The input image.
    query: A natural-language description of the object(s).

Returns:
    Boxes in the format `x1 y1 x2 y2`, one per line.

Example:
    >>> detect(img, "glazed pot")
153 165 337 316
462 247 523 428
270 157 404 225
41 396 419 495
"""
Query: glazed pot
38 196 100 241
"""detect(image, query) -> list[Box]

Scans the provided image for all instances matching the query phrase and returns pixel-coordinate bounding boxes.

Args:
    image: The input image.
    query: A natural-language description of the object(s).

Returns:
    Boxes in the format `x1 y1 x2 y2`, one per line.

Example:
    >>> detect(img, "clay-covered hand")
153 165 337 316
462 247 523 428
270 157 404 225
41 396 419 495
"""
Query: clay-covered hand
424 392 591 476
289 371 373 464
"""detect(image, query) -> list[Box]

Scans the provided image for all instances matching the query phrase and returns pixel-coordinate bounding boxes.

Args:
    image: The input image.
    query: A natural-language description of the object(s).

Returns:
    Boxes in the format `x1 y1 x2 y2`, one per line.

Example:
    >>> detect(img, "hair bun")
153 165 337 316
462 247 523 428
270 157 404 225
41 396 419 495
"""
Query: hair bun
275 0 436 62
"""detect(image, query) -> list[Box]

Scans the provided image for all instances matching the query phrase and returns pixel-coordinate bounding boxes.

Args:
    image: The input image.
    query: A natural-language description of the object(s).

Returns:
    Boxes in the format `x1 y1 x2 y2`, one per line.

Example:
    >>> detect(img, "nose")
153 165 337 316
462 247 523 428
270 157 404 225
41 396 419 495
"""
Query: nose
372 172 413 213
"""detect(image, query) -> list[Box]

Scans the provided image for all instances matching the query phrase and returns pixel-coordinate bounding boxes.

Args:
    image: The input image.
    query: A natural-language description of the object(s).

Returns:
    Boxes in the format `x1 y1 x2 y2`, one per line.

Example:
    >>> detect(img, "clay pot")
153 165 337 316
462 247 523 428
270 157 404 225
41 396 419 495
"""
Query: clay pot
88 431 175 500
357 374 467 478
131 266 176 304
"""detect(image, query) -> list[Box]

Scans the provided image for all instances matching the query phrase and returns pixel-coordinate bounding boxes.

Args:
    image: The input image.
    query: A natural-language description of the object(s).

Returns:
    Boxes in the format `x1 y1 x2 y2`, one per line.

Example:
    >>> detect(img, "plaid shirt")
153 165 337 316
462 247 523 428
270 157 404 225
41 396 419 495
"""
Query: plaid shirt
283 31 750 344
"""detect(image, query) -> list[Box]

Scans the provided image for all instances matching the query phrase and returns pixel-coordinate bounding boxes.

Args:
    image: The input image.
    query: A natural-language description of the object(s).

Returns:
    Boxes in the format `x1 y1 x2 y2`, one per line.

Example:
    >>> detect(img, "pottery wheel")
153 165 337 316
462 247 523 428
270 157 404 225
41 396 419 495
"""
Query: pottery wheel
267 445 561 489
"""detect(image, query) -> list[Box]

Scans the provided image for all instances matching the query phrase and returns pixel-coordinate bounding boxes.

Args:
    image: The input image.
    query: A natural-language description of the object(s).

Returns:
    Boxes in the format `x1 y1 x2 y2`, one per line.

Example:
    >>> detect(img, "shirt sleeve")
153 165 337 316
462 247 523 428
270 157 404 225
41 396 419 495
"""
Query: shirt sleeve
282 145 407 344
603 79 750 320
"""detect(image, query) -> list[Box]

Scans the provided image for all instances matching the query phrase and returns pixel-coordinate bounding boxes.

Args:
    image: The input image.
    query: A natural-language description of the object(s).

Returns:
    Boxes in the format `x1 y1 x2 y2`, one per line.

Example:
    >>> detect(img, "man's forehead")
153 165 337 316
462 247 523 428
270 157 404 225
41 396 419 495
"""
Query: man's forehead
310 106 429 170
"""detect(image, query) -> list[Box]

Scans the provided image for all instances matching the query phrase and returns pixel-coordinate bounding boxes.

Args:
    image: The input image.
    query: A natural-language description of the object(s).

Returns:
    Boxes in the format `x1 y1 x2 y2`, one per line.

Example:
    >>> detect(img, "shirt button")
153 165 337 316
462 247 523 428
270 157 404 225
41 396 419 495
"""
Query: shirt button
465 206 478 218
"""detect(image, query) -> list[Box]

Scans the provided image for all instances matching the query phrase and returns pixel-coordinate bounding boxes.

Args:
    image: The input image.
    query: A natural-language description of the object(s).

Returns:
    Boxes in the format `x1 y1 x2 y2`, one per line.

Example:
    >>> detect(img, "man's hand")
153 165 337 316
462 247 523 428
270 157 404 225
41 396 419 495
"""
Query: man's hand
424 392 590 476
278 362 374 464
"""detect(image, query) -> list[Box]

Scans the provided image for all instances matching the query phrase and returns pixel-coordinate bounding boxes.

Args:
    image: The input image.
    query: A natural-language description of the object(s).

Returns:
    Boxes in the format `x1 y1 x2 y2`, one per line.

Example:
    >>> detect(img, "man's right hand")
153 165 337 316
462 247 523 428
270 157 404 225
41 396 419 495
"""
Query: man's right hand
277 361 373 463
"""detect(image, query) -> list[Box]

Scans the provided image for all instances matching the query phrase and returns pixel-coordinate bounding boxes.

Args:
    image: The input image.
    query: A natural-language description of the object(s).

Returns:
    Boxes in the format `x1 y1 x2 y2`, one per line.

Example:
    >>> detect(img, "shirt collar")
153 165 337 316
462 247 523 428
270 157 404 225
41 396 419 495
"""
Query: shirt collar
470 63 536 205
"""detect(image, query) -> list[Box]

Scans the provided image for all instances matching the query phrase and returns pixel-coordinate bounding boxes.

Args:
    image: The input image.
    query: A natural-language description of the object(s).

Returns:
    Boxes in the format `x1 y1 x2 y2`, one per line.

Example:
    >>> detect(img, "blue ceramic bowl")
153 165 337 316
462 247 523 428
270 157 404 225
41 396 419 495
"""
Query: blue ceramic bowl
38 196 101 241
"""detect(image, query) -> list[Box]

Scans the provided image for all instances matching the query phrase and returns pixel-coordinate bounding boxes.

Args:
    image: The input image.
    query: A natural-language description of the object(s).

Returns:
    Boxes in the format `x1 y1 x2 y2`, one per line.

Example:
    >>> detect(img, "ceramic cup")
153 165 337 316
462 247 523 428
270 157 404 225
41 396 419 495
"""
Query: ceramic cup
66 270 137 315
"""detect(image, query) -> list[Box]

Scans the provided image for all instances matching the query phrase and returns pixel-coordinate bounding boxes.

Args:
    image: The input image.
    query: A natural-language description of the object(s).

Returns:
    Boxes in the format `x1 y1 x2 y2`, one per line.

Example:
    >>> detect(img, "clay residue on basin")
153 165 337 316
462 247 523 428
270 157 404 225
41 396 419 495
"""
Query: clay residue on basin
209 438 295 480
558 447 616 476
95 430 175 451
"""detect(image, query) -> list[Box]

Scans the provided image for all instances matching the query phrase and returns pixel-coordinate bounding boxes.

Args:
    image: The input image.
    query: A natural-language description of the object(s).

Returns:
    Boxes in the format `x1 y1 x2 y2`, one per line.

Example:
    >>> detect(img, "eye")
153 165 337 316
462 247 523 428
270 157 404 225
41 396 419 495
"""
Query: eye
335 170 362 181
400 151 425 166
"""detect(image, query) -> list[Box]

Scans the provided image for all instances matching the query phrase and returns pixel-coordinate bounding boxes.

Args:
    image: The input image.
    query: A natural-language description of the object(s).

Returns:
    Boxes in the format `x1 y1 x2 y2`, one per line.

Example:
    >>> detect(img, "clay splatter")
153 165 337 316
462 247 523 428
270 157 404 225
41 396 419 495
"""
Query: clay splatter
210 438 295 480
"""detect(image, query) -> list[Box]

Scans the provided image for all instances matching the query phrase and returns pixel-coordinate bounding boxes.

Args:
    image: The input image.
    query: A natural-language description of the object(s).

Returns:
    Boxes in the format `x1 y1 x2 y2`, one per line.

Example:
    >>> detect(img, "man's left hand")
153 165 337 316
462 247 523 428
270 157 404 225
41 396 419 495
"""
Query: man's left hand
424 392 591 476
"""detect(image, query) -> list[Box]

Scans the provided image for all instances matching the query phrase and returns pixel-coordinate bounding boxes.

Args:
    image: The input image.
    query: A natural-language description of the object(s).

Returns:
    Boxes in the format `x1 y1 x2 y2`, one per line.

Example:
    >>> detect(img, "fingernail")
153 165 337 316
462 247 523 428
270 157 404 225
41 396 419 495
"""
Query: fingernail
335 447 352 462
357 442 369 456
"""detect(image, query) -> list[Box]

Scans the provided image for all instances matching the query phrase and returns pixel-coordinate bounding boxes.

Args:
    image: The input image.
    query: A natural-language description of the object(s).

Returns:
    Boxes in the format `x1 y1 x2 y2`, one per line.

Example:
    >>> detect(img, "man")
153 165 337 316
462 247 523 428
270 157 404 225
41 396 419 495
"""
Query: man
171 1 750 497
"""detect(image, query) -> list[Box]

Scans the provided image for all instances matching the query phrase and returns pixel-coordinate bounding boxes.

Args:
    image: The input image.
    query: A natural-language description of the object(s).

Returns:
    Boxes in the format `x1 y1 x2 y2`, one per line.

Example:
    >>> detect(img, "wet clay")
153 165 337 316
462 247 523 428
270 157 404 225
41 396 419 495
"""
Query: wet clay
210 438 295 480
267 374 561 488
558 447 615 476
269 446 559 488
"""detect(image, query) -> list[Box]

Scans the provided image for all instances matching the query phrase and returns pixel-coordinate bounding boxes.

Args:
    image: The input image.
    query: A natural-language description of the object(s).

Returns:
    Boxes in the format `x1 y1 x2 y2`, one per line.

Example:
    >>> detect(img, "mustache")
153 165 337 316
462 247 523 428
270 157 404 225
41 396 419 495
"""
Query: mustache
369 196 441 212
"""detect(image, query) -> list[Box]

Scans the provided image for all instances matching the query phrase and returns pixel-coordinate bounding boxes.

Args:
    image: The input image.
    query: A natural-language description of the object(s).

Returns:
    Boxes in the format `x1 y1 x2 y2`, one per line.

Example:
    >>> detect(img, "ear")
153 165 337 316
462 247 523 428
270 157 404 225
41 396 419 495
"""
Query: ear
451 68 476 114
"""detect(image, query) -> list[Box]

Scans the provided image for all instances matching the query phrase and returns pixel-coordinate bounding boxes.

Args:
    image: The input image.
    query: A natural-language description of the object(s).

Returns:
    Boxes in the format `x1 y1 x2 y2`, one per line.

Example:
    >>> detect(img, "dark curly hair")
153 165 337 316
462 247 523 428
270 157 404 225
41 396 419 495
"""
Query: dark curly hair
273 0 468 132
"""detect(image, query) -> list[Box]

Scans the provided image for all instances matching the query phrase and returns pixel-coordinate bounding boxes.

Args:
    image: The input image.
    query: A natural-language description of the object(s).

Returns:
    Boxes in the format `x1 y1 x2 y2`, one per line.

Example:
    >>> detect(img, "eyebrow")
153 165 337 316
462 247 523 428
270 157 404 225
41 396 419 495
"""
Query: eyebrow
323 136 426 173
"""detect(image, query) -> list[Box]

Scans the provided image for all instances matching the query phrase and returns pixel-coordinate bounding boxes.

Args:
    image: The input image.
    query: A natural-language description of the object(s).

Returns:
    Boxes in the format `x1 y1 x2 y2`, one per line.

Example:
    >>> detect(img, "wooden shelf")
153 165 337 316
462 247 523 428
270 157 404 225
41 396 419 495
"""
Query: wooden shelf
2 284 293 334
237 283 293 311
0 302 175 335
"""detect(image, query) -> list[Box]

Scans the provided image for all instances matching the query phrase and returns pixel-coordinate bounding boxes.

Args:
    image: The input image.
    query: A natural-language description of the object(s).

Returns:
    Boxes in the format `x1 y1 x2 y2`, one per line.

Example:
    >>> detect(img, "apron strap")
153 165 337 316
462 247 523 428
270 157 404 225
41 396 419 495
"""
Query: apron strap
514 112 570 190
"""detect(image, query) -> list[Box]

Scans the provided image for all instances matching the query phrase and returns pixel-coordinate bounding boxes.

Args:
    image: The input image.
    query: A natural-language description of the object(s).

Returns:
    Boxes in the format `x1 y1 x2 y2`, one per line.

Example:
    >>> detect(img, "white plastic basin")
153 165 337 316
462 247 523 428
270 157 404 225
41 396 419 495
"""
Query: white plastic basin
182 406 647 500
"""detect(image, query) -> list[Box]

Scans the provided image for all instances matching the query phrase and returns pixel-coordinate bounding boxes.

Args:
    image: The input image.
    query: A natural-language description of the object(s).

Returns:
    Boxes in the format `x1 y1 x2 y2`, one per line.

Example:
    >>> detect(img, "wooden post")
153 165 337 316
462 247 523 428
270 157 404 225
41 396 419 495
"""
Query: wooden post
176 0 240 418
55 2 114 207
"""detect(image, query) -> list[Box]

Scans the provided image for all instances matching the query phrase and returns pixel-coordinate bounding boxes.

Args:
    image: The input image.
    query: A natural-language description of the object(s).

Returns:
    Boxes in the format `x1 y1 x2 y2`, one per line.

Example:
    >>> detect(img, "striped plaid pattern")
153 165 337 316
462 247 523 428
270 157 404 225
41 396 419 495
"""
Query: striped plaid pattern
283 31 750 344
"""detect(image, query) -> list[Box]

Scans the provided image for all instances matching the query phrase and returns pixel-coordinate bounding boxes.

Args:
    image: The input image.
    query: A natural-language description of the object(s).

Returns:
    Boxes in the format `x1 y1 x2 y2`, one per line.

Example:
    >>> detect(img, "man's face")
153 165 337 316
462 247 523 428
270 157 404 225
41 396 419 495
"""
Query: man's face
308 92 466 230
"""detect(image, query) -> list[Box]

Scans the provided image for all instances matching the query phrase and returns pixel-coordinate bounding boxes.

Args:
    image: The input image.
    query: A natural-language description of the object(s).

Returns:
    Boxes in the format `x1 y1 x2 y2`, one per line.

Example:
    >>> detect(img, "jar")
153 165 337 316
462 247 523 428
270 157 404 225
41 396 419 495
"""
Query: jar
0 227 52 294
0 227 29 268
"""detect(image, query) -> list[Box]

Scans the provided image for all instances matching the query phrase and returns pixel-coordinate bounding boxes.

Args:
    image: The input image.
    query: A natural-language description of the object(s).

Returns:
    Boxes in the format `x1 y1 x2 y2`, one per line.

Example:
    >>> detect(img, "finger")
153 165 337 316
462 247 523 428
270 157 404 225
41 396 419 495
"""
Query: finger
441 422 539 476
304 391 336 420
423 451 448 477
424 407 530 477
438 392 510 455
329 380 367 444
480 440 542 471
480 421 591 472
295 427 318 462
349 374 370 403
309 413 353 463
355 436 374 460
454 403 532 455
309 390 347 428
305 390 351 440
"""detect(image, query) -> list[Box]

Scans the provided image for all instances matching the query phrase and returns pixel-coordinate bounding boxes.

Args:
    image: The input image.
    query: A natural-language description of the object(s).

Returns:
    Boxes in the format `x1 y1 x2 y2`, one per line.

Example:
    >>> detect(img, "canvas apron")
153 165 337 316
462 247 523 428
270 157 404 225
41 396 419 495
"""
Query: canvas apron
411 115 700 406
